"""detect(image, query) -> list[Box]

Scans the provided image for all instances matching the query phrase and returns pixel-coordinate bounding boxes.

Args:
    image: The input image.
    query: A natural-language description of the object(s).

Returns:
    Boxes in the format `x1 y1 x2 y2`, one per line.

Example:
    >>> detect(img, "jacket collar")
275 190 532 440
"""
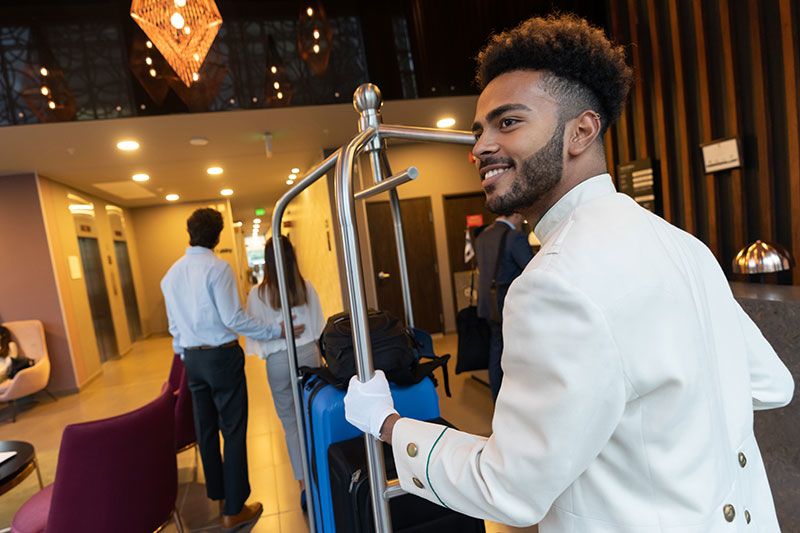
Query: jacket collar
534 173 616 244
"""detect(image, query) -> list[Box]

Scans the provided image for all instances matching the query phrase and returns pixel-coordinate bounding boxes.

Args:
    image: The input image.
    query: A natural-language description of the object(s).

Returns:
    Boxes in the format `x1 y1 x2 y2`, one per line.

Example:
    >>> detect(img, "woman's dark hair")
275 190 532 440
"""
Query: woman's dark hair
0 326 11 359
475 14 632 133
187 208 224 248
259 235 308 310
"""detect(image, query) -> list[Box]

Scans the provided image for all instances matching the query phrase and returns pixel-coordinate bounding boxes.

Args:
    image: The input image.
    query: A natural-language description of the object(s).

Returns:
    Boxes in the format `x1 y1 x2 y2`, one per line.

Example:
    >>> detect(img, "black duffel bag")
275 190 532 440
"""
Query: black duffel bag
312 309 451 396
455 305 491 374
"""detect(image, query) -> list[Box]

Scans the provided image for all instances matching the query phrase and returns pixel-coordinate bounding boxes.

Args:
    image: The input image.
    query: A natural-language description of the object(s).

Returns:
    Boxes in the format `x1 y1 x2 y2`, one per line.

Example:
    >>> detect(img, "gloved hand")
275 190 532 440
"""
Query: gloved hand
344 370 398 439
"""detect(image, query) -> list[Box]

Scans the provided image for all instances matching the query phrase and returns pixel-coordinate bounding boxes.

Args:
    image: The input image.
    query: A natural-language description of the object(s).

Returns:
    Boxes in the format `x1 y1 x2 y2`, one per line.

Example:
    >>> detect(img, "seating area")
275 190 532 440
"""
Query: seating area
0 321 56 422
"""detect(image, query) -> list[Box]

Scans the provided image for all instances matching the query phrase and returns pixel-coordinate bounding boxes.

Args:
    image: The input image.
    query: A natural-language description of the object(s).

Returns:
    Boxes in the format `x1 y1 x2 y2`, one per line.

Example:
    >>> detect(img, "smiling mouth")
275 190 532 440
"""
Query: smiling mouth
483 167 511 180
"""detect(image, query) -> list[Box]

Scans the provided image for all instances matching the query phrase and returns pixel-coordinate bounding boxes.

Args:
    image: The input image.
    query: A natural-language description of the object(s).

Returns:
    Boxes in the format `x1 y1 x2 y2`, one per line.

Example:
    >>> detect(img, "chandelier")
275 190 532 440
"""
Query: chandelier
130 0 223 87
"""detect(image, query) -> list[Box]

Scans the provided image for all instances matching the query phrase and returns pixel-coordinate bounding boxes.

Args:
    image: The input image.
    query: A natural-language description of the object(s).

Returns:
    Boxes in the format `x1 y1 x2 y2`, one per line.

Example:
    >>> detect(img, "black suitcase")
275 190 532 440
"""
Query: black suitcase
328 418 486 533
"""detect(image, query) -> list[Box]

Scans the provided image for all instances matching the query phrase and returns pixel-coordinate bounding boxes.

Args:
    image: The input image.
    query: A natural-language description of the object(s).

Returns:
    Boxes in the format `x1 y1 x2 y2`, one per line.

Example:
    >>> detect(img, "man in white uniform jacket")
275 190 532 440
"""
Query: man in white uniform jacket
344 14 794 532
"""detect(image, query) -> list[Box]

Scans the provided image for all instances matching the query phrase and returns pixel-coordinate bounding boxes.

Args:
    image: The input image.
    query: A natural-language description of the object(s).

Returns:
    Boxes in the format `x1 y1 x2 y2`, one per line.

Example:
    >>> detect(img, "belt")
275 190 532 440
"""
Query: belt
184 340 238 351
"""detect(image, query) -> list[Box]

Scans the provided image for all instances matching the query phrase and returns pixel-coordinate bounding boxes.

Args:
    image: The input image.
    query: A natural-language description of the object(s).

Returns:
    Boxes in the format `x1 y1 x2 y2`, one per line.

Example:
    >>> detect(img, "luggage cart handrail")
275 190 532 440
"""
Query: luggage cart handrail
334 121 474 533
270 148 340 533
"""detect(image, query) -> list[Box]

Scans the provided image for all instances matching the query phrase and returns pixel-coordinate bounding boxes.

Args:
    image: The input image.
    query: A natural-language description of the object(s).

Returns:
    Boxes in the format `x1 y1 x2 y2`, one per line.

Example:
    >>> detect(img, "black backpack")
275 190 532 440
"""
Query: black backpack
310 309 451 396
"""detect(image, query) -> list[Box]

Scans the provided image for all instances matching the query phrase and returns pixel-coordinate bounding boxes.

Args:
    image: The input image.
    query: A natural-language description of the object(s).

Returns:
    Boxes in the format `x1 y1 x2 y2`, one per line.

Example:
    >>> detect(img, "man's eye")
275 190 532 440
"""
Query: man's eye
499 118 518 128
473 131 482 141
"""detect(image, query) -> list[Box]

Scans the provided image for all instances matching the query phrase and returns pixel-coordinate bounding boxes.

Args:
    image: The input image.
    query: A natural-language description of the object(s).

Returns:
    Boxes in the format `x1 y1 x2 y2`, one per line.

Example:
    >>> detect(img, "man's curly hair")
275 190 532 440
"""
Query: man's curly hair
476 14 632 134
187 207 224 248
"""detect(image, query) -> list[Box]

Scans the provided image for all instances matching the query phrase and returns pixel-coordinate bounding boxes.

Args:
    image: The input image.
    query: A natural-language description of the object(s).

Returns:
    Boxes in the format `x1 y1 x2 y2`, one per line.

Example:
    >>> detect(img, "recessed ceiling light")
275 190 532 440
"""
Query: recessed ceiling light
233 220 243 228
165 193 180 201
207 166 223 175
436 117 456 129
189 137 209 146
288 173 297 180
291 167 300 174
253 218 262 224
116 140 140 151
220 188 233 196
132 173 150 182
286 179 293 185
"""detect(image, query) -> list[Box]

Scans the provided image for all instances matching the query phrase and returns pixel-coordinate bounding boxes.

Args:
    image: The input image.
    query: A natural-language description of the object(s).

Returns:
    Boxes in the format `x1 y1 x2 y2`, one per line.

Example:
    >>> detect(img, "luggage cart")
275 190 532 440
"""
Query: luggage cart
271 83 474 533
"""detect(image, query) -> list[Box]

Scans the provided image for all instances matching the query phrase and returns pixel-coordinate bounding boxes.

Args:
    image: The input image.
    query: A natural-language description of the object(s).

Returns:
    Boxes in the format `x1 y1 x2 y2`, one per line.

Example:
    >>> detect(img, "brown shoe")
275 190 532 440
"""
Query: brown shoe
221 501 263 532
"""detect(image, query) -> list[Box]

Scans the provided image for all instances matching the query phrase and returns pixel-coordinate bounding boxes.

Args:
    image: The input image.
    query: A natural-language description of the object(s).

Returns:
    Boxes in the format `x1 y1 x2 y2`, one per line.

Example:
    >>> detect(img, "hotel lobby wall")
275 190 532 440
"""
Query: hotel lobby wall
280 167 345 321
0 173 77 392
37 178 138 371
604 0 800 285
128 200 240 337
356 142 483 333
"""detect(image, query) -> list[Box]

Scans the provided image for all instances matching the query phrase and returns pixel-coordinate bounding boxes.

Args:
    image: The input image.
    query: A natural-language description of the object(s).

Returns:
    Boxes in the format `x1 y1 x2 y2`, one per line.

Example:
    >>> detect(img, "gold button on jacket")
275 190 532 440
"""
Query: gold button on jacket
412 477 424 489
723 504 735 522
406 443 418 458
738 452 747 468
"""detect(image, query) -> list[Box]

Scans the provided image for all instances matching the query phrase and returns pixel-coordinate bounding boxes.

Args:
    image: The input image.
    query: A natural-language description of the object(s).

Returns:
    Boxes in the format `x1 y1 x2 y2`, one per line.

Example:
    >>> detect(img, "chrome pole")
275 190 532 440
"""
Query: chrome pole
270 149 340 533
334 125 395 533
354 84 415 328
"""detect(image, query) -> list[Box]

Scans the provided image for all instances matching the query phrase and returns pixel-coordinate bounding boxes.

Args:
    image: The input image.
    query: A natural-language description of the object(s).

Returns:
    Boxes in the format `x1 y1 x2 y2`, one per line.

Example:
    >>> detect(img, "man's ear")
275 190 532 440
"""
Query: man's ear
565 110 602 157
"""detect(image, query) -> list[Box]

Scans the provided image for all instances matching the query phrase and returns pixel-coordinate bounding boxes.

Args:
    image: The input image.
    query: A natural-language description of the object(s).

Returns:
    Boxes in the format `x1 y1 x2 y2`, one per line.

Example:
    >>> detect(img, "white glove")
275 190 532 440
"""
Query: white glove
344 370 398 439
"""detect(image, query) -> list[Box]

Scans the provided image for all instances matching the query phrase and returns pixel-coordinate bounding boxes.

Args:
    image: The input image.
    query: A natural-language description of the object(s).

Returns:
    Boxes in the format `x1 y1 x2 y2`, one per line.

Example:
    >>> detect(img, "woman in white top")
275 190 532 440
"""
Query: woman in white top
245 235 324 507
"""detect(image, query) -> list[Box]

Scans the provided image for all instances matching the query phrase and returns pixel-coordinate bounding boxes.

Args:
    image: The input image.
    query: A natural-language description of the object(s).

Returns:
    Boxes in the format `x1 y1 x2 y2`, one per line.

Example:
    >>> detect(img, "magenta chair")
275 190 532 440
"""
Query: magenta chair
11 387 182 533
168 354 198 477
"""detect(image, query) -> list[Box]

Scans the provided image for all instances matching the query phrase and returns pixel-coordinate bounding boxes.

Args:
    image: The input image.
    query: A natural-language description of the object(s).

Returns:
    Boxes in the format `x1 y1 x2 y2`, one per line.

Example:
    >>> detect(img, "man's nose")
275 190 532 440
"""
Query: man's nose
472 132 498 160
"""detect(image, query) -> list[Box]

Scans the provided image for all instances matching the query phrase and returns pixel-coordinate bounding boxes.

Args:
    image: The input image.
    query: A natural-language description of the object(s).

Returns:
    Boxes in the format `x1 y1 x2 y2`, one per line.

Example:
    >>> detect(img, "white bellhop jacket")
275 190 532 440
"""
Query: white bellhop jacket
391 174 794 532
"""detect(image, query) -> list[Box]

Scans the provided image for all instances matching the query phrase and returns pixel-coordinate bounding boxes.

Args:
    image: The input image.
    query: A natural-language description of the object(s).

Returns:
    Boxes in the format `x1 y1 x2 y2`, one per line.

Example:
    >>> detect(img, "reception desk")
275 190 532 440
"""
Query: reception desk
731 282 799 528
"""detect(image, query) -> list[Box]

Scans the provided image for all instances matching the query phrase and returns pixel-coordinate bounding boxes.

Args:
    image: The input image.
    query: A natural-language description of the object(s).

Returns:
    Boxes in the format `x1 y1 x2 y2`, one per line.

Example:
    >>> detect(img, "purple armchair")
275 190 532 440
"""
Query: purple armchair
11 386 182 533
168 354 198 478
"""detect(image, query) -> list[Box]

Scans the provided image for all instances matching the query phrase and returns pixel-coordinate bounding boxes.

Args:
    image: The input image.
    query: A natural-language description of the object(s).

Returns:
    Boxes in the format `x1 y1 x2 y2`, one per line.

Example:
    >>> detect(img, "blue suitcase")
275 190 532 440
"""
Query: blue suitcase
302 375 441 532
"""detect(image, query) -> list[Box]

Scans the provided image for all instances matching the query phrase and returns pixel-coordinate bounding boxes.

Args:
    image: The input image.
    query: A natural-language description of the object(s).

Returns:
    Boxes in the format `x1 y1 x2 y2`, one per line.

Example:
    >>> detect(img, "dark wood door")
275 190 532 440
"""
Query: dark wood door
443 192 495 316
365 197 444 334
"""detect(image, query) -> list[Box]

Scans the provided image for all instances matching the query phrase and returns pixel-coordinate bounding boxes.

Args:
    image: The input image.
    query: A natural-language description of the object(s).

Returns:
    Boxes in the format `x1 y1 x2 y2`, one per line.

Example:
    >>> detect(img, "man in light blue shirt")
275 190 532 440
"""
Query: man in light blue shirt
161 207 303 530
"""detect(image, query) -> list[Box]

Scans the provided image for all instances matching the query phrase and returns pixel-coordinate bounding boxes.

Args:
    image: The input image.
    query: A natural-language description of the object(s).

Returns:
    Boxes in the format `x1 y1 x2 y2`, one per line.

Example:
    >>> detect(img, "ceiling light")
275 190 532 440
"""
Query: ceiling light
40 86 49 96
116 140 140 151
313 29 320 40
277 92 283 99
146 40 153 49
145 56 153 65
48 101 56 110
149 68 157 77
286 179 293 185
132 173 150 182
436 117 456 128
189 137 209 146
270 66 277 74
313 44 320 54
206 166 223 175
165 193 180 201
306 7 313 16
40 67 48 76
233 220 243 228
288 173 297 180
273 81 280 89
174 0 187 6
170 12 185 29
193 53 200 62
192 72 199 81
253 218 262 224
220 188 233 196
291 167 300 174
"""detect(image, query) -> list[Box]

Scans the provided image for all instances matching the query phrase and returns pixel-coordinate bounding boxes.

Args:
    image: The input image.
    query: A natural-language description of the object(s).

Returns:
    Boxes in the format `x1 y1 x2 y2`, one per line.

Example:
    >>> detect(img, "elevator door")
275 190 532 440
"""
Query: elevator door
78 237 119 362
114 240 142 342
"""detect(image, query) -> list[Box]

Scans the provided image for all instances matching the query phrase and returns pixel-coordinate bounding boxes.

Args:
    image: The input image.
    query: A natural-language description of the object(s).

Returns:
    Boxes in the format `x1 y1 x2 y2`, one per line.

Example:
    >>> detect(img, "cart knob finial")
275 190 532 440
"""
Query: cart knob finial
353 83 382 113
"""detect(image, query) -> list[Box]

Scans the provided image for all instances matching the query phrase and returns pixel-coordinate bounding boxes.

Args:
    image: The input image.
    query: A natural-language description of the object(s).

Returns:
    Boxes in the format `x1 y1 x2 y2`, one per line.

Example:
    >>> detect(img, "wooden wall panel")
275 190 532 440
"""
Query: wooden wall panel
606 0 799 285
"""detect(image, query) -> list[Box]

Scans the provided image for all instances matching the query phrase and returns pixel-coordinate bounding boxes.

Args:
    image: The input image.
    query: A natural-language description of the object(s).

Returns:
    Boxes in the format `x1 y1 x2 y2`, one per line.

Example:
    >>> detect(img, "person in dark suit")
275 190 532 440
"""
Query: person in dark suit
475 213 533 400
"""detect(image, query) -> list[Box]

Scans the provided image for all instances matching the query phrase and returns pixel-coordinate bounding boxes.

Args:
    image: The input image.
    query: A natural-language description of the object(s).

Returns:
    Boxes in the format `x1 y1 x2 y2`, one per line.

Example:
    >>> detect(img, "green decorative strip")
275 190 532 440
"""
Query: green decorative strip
425 427 449 508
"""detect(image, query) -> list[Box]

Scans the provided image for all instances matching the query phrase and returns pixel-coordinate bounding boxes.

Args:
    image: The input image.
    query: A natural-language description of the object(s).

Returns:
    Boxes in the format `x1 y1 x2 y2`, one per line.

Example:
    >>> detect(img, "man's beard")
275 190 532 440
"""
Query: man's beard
485 120 566 216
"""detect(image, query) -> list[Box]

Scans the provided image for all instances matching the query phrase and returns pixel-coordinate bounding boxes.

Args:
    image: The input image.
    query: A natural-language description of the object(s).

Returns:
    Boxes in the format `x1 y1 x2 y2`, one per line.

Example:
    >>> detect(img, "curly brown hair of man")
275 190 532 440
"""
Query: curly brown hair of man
475 14 633 134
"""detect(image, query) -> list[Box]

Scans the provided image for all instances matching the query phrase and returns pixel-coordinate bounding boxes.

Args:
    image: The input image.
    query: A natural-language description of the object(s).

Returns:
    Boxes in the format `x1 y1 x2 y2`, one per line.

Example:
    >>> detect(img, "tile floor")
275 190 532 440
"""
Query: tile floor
0 334 535 533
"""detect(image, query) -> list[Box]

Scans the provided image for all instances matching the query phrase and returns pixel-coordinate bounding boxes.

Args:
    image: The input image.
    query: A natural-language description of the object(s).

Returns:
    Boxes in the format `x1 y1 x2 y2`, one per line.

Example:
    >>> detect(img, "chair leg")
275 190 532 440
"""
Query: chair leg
44 389 58 402
193 444 199 482
172 509 185 533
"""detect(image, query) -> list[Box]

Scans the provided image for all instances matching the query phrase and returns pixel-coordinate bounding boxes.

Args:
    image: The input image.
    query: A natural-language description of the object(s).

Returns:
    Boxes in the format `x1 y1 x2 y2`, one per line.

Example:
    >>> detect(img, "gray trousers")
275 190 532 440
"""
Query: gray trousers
265 342 320 480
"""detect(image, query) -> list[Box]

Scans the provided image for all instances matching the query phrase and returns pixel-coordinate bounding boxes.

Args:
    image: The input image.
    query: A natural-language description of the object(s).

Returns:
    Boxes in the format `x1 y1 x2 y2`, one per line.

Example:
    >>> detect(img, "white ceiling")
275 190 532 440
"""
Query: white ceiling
0 94 478 230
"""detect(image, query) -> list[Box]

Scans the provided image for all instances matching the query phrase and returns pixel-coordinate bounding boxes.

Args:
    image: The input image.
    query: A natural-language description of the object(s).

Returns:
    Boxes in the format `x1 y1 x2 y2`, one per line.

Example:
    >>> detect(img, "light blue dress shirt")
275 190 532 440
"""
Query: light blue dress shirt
161 246 280 354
